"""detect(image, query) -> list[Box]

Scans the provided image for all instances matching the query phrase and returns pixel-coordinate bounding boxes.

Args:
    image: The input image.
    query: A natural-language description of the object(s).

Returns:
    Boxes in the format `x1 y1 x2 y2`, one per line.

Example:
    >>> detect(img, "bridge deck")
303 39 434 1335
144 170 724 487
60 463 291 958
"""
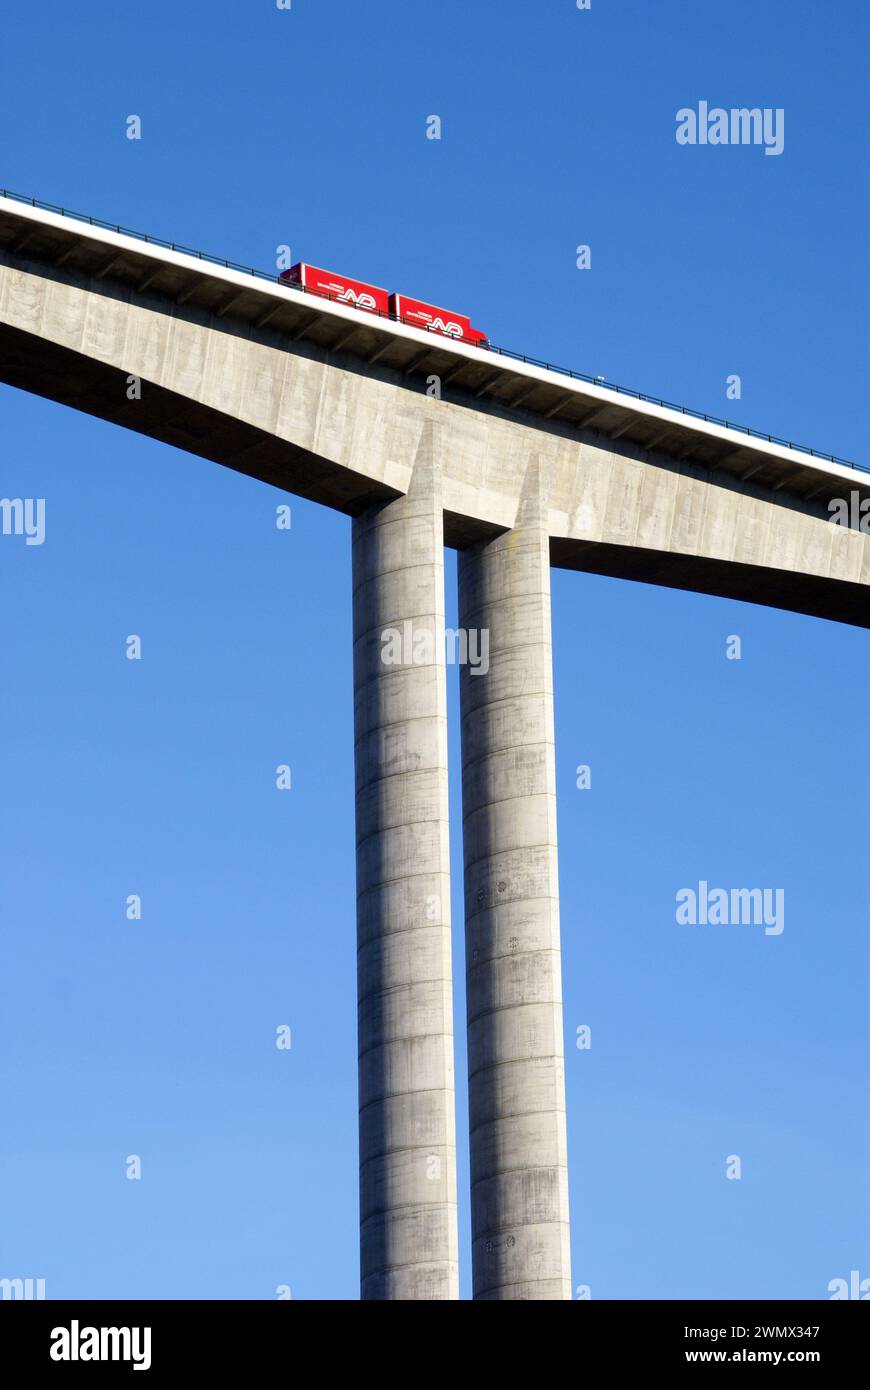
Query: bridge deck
0 192 864 514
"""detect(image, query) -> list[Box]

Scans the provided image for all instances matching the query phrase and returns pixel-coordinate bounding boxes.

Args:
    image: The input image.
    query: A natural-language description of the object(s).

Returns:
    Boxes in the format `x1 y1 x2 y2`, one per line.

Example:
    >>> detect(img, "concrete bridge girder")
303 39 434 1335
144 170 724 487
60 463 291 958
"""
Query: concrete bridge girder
0 253 867 628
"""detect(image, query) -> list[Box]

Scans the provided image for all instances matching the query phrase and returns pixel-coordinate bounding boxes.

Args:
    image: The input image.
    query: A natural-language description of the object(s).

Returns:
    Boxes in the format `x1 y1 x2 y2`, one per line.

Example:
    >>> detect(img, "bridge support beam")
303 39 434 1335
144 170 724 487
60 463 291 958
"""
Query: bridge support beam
458 460 572 1300
352 424 459 1300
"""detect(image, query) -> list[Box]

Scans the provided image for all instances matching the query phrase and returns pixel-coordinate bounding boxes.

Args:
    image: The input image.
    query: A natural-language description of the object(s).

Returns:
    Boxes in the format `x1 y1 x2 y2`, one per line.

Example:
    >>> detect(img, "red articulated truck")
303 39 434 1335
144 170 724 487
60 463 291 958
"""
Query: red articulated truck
279 262 489 348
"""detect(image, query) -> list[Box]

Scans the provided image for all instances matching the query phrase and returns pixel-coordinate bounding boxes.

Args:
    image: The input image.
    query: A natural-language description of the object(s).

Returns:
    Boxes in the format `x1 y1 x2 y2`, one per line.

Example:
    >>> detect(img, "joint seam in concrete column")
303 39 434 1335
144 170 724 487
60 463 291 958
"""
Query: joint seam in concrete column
473 1268 571 1300
356 867 451 898
356 921 453 942
358 987 455 1008
353 673 449 706
359 1253 460 1277
358 1034 452 1062
461 587 551 618
359 1206 458 1230
358 979 454 1002
468 1055 567 1083
354 765 449 796
470 1164 569 1188
458 635 554 662
359 1087 459 1117
469 1119 567 1141
466 982 561 1003
464 851 559 877
352 563 441 599
354 722 448 752
355 820 450 857
464 894 560 913
467 994 565 1022
352 627 444 650
461 788 559 822
463 841 559 866
459 690 553 720
352 506 438 535
360 1145 456 1172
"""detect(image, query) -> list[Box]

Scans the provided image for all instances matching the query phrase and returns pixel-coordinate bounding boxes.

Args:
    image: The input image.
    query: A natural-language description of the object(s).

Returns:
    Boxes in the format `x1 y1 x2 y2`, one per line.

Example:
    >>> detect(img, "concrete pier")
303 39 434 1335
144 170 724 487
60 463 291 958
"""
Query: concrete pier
353 425 459 1300
458 461 572 1300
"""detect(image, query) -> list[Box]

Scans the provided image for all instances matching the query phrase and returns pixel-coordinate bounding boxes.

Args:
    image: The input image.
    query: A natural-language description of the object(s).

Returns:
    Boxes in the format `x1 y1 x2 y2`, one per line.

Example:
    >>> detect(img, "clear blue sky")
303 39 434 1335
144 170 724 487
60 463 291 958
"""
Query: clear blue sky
0 0 867 1300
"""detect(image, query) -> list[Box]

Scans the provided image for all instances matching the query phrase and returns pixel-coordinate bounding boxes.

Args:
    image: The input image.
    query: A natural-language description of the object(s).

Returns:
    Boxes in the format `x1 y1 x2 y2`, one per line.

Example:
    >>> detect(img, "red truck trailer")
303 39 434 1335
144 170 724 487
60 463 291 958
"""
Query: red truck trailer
280 263 389 316
389 292 488 347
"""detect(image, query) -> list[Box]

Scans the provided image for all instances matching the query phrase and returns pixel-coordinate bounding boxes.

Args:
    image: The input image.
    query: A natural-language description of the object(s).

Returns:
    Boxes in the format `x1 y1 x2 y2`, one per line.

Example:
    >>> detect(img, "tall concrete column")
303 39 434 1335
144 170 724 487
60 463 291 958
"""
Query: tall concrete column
458 459 571 1301
352 423 459 1300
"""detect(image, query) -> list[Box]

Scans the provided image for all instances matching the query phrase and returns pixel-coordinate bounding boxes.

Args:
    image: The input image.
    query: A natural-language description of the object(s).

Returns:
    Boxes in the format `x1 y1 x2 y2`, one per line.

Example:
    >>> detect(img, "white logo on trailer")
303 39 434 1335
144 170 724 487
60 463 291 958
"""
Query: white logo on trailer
418 316 463 338
337 288 377 310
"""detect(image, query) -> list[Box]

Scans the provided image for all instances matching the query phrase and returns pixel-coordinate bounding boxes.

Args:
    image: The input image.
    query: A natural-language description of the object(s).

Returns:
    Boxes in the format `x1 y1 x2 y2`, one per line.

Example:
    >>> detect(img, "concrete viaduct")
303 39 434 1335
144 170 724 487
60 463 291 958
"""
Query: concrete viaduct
1 192 867 1301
